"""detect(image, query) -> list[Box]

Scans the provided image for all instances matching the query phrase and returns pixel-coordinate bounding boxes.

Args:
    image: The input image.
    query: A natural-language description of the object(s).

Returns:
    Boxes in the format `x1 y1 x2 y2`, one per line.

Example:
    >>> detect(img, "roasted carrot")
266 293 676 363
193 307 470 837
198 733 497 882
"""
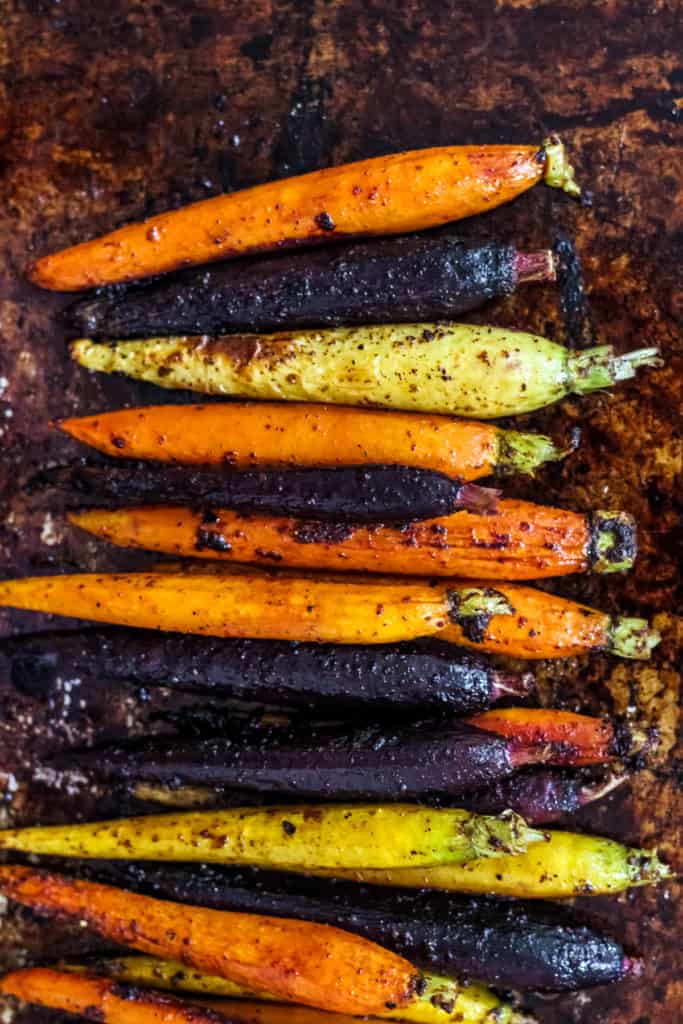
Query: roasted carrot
203 1000 533 1024
54 403 567 480
29 461 501 521
52 711 627 799
2 966 530 1024
28 137 579 291
1 628 532 716
62 864 636 990
309 832 671 899
129 772 626 827
70 328 659 419
60 960 529 1024
0 805 541 868
0 867 419 1015
0 572 508 644
64 236 556 340
68 501 637 580
468 708 622 766
0 969 228 1024
439 581 661 660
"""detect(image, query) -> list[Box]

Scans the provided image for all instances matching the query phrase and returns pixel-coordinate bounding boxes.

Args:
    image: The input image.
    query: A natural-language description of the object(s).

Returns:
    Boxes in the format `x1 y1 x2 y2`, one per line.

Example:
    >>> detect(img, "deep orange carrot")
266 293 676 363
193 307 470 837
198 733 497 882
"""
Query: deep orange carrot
28 139 578 290
54 403 562 481
0 867 418 1015
68 501 636 581
0 572 468 644
0 969 227 1024
439 582 660 660
469 708 616 765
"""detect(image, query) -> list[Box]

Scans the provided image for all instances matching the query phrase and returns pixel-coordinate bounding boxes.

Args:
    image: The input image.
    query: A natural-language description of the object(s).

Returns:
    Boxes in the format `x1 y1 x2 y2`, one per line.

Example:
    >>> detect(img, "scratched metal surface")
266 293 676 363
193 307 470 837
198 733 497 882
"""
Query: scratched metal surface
0 1 681 1022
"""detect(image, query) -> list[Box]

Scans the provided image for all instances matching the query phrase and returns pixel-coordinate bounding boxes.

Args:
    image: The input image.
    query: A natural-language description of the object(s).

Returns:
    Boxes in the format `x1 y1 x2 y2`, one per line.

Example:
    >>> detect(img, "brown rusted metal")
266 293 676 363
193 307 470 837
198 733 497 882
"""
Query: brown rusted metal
0 2 680 1022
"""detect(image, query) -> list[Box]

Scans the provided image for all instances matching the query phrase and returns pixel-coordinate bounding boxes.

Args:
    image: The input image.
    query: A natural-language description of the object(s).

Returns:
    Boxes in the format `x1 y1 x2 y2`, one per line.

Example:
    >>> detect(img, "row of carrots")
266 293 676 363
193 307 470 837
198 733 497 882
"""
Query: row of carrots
0 136 670 1024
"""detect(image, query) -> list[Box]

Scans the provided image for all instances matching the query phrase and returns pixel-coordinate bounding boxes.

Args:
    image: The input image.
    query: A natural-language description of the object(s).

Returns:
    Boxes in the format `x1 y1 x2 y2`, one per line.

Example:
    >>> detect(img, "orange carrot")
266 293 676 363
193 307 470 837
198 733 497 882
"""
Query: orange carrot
28 139 579 290
68 501 636 581
0 867 418 1015
469 708 617 765
0 572 481 644
439 581 660 660
0 969 227 1024
54 403 563 481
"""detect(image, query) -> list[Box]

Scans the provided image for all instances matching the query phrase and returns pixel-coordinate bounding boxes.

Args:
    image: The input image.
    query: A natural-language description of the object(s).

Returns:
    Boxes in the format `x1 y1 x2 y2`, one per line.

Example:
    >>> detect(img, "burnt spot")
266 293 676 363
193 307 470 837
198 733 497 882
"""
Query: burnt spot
292 520 355 544
201 509 220 525
82 1008 105 1023
588 512 638 567
414 976 428 997
314 211 336 231
447 593 494 643
255 547 284 561
472 533 511 550
281 819 297 835
195 528 232 553
110 435 126 449
554 236 593 349
548 740 581 762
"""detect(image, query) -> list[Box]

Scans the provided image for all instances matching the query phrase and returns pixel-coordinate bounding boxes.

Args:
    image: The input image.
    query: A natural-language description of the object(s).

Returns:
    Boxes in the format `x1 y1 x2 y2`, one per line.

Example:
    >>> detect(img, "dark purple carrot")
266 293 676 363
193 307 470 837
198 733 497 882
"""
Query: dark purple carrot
0 630 531 715
49 711 621 801
127 768 627 827
63 235 555 339
58 859 637 992
27 461 498 521
456 769 628 824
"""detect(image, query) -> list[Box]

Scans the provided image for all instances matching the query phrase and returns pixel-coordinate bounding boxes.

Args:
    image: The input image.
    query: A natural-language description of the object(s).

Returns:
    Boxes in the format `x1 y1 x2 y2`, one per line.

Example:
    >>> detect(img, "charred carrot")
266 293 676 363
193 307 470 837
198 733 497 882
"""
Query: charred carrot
439 581 661 659
55 403 566 479
51 711 627 800
0 805 541 868
203 1001 533 1024
3 966 528 1024
0 871 418 1018
468 708 626 766
456 771 628 825
28 137 579 291
0 969 228 1024
0 573 508 644
0 629 532 715
68 501 637 580
64 236 555 339
123 562 662 659
129 771 626 827
62 865 637 991
59 960 529 1024
322 831 671 899
70 327 659 419
32 461 500 520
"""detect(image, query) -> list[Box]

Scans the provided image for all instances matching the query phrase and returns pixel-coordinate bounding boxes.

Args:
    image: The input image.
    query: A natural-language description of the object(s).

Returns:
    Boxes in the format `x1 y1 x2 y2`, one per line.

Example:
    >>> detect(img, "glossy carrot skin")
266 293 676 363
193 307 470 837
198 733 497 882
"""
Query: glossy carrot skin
55 403 544 481
469 708 617 766
29 145 548 290
69 499 605 581
0 970 228 1024
324 832 670 899
0 572 461 644
440 582 657 660
0 867 418 1015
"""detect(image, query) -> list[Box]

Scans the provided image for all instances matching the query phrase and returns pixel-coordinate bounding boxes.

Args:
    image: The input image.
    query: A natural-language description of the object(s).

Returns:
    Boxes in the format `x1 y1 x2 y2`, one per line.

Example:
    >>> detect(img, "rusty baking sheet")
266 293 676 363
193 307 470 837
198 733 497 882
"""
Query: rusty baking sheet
0 2 681 1022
